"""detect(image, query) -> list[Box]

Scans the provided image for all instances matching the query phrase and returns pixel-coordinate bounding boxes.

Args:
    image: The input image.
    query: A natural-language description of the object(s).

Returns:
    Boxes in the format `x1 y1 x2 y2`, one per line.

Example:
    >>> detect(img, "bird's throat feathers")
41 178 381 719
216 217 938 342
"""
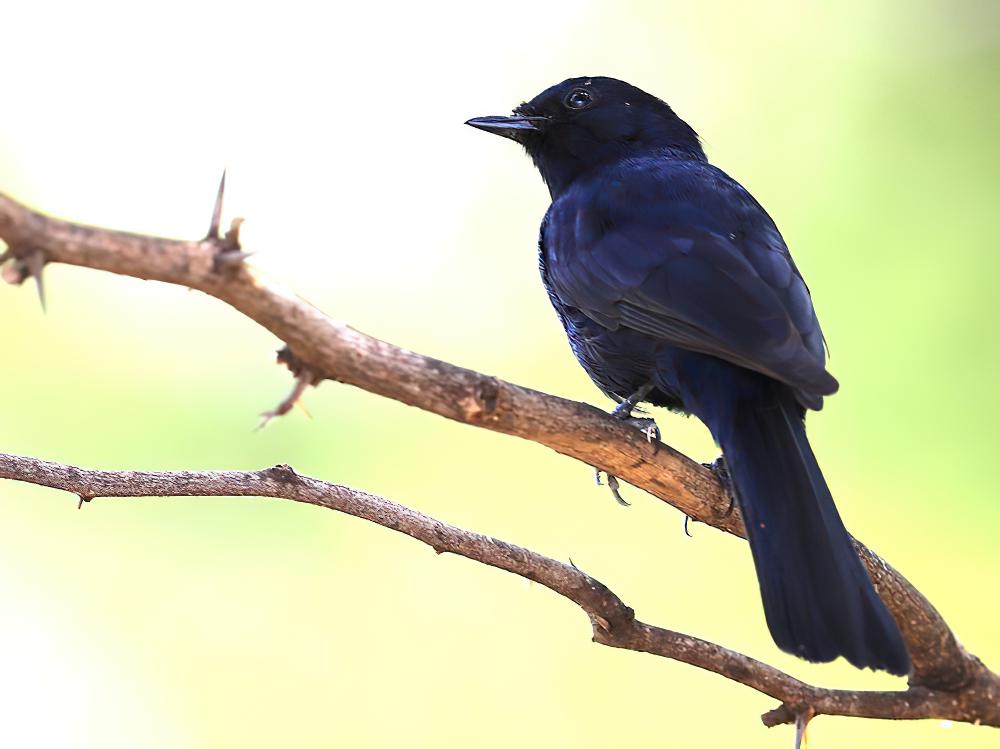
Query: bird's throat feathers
527 137 707 197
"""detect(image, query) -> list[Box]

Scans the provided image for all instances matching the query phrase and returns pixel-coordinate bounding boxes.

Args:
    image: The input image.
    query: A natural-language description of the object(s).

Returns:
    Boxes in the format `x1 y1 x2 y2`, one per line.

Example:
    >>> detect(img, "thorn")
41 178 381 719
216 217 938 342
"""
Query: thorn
794 707 815 749
205 179 248 272
213 249 253 271
26 251 46 312
568 557 579 570
207 168 227 240
684 515 693 537
77 495 92 510
257 370 314 430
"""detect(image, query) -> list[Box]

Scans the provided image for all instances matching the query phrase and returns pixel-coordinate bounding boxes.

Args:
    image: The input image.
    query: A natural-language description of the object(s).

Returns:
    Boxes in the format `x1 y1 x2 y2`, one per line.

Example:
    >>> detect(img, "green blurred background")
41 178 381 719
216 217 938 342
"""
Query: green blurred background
1 0 998 746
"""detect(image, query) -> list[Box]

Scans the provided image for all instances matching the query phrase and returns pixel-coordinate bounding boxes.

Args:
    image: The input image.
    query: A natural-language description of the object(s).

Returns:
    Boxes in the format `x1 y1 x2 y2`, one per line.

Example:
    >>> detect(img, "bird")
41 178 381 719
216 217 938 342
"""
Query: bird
466 76 910 674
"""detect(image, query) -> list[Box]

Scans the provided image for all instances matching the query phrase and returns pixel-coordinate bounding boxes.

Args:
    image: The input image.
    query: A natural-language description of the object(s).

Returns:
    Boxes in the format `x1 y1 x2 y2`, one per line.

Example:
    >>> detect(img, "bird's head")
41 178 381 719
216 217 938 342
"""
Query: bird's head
467 76 704 196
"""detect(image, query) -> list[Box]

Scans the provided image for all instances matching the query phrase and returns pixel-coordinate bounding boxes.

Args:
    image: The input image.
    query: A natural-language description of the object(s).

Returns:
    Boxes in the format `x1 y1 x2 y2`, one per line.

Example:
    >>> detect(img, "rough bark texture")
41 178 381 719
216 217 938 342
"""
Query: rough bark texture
0 190 996 729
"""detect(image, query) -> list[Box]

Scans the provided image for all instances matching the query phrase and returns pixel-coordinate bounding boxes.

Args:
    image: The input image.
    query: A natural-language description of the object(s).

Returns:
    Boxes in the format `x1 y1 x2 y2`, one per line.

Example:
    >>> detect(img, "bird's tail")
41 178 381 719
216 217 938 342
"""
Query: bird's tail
715 388 910 674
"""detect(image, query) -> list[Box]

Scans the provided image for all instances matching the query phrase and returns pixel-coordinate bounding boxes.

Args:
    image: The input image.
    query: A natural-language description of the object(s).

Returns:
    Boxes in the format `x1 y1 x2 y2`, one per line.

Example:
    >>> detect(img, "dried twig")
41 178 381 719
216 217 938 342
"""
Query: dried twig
1 452 996 726
0 190 996 728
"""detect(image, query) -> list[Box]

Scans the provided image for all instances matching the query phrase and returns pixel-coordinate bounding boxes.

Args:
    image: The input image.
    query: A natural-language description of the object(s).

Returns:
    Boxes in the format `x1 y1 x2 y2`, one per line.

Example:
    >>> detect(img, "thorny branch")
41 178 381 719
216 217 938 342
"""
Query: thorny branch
0 188 996 730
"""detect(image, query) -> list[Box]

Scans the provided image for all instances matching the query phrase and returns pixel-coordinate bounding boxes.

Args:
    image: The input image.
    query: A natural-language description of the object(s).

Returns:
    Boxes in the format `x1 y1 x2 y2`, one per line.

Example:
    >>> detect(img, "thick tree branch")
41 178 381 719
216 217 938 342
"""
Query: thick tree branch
1 452 996 727
0 191 996 728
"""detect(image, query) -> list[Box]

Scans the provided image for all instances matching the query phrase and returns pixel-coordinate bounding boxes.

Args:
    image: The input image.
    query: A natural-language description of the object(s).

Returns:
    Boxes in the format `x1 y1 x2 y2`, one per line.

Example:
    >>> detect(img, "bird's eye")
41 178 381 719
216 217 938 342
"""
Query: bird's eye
564 89 593 110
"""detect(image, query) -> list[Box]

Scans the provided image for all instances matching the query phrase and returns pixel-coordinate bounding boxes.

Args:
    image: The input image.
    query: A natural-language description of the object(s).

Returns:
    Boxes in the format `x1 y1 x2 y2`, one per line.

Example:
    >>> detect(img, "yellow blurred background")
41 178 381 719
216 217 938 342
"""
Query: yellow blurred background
1 0 998 746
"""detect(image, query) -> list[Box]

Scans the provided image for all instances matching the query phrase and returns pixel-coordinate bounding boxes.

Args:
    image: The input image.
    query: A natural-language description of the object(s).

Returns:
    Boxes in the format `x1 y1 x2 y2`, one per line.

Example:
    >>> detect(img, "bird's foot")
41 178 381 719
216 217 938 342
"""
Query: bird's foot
598 383 660 506
205 169 252 271
702 456 735 516
624 416 660 443
611 383 660 442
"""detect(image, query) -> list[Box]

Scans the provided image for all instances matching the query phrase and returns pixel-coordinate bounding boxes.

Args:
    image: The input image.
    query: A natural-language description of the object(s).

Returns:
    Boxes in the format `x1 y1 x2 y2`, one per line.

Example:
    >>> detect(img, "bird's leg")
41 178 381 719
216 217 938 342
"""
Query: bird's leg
610 381 660 440
610 382 654 418
596 382 660 506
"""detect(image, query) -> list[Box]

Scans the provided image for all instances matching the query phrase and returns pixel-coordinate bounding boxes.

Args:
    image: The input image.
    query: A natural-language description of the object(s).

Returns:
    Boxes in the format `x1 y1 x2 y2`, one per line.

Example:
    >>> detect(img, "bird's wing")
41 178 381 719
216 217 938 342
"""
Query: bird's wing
543 163 836 407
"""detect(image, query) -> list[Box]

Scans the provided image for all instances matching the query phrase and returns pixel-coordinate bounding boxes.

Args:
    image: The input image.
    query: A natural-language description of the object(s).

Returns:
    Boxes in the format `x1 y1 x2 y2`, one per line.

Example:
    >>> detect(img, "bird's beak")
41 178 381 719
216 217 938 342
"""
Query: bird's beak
465 115 548 141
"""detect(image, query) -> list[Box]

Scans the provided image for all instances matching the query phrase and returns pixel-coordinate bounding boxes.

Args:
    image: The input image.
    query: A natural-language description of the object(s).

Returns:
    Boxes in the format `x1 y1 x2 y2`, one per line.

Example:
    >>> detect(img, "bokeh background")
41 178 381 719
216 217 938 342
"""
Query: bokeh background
1 0 998 746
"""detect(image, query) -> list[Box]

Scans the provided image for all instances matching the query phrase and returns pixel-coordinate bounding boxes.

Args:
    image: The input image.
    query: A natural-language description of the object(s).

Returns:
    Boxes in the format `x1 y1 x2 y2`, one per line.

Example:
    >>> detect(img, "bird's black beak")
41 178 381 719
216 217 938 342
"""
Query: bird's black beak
465 115 548 142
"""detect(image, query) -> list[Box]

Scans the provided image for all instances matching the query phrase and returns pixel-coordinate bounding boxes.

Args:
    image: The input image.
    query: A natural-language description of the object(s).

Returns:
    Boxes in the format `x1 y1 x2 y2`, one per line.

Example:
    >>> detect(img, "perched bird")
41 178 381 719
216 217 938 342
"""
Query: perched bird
467 77 909 674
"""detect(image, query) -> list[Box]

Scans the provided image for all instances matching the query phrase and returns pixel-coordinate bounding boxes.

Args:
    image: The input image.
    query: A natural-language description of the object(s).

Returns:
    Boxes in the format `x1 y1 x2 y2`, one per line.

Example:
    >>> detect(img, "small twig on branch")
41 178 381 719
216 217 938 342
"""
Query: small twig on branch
0 189 996 729
257 366 316 429
0 451 996 727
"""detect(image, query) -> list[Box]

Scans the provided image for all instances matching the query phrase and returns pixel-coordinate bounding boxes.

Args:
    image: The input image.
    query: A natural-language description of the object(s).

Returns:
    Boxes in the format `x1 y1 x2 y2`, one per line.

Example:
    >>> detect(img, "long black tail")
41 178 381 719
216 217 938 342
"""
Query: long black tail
717 389 910 674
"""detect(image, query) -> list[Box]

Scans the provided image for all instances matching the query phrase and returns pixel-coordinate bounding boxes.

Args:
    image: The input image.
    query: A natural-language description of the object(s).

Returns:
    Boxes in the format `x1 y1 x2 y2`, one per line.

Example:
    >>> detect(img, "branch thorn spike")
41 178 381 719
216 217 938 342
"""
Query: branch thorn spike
26 250 47 312
214 249 252 271
794 706 815 749
207 168 227 240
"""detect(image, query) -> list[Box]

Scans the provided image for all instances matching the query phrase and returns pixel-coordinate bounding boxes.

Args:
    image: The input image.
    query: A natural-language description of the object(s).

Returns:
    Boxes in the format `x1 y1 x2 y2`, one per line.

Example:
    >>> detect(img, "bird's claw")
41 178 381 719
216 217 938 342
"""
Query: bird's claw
611 383 660 444
595 468 631 506
596 383 660 507
605 474 631 506
625 416 660 443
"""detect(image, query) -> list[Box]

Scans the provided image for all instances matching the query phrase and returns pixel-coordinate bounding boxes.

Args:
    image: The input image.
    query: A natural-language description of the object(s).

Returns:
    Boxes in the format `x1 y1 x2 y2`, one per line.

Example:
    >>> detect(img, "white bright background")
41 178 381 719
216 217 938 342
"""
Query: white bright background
1 1 997 747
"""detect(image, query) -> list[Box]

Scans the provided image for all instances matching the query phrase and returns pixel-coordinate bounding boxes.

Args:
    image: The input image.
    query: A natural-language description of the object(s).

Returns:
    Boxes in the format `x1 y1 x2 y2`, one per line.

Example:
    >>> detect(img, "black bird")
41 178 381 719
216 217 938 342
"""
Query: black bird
467 76 909 674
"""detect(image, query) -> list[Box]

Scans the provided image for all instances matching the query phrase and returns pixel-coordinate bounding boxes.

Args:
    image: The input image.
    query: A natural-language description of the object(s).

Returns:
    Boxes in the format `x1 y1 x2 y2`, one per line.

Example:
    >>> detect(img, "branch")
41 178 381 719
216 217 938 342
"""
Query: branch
1 452 996 727
0 190 996 728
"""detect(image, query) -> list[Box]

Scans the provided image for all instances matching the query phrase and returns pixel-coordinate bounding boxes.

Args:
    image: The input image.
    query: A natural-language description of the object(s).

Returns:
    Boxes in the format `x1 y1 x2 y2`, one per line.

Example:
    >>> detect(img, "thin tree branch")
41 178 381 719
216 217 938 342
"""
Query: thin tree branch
0 190 996 728
0 452 996 727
